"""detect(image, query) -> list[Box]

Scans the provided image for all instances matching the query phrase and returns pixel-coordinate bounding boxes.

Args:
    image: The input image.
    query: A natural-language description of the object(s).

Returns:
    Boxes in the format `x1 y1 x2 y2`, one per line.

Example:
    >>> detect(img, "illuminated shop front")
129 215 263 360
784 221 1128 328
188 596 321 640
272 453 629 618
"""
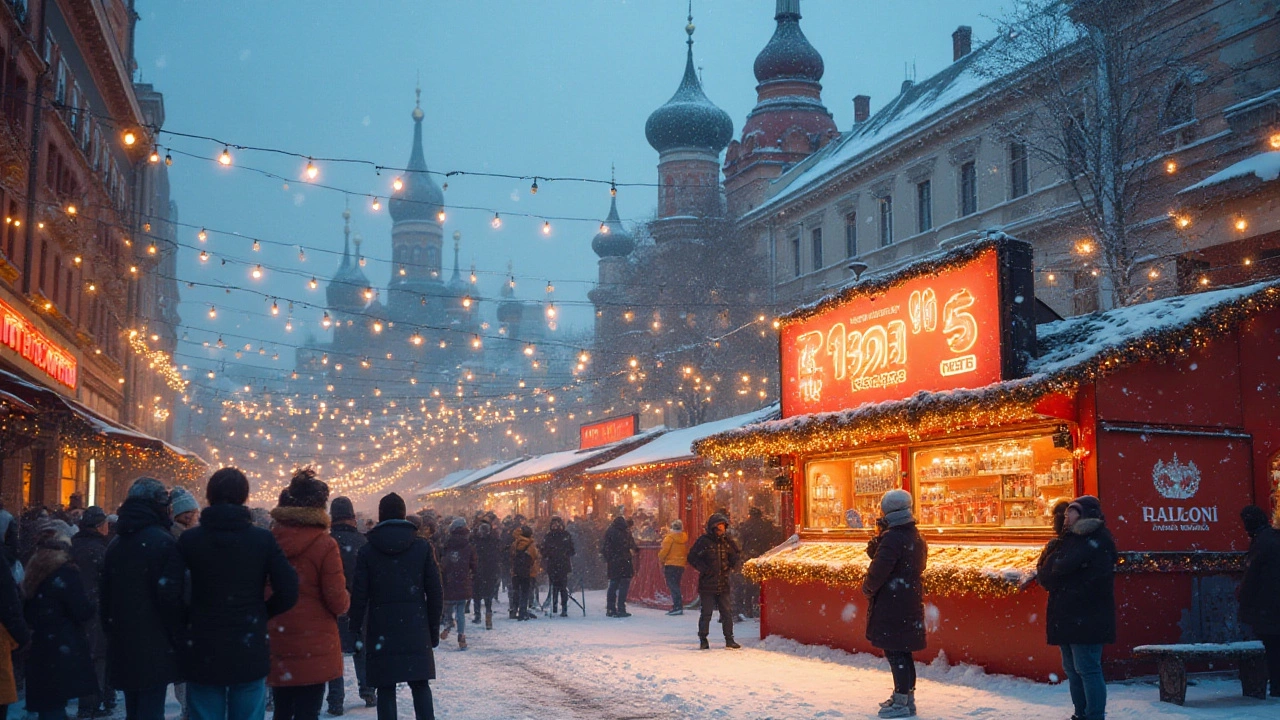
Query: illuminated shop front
697 236 1280 680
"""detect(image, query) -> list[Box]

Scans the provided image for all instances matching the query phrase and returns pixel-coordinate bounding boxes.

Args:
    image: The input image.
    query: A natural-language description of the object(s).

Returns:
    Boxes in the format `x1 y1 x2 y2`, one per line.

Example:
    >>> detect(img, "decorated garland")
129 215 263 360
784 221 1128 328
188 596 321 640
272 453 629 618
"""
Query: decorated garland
1115 551 1247 574
743 541 1043 599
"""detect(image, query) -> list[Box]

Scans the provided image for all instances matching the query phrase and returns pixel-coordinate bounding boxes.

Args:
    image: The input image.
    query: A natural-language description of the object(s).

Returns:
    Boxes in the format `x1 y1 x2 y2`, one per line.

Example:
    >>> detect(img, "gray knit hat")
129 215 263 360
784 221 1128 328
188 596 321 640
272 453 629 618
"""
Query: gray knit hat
170 487 199 516
880 489 913 514
449 516 467 532
127 477 170 506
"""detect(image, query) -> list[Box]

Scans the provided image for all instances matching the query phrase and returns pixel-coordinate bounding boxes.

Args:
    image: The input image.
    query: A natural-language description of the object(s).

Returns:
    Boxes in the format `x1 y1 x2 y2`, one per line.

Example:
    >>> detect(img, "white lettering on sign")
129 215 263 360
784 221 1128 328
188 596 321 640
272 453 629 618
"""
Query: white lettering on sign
1142 504 1218 532
939 354 977 377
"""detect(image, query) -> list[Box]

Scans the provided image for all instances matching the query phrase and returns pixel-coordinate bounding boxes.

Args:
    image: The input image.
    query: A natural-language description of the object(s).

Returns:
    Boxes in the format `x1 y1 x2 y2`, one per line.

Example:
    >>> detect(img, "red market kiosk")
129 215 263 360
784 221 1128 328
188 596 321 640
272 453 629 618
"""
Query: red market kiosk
695 235 1280 680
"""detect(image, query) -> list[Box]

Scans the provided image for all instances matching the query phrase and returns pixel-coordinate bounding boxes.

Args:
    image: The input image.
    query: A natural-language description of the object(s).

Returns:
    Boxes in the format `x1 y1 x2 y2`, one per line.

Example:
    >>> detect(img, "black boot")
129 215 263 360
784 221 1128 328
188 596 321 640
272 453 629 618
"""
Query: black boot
699 637 710 650
725 638 741 649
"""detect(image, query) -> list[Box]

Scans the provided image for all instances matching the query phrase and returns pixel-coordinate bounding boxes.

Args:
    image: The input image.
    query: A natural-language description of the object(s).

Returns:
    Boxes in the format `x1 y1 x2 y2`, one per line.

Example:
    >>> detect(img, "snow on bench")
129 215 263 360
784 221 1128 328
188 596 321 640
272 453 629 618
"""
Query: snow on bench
1132 641 1266 705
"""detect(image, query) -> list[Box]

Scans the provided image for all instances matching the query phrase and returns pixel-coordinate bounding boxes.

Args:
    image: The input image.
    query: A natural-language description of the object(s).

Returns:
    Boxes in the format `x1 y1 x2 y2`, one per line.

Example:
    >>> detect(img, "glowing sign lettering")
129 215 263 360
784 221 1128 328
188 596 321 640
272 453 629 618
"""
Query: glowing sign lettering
580 414 638 450
780 248 1005 417
0 296 77 390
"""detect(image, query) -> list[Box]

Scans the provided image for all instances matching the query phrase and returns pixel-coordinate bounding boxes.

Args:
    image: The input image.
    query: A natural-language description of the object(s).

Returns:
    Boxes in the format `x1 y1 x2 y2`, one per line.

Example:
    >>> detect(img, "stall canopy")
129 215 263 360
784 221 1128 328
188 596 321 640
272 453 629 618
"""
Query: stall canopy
476 428 666 488
697 277 1280 461
588 405 780 477
419 458 526 497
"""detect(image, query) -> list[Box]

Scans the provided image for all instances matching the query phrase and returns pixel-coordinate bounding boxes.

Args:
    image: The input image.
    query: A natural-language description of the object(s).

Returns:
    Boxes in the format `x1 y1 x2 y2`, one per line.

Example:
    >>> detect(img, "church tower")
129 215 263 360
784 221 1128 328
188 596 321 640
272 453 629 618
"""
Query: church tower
644 10 733 243
587 184 635 342
387 86 446 320
723 0 838 217
325 206 371 351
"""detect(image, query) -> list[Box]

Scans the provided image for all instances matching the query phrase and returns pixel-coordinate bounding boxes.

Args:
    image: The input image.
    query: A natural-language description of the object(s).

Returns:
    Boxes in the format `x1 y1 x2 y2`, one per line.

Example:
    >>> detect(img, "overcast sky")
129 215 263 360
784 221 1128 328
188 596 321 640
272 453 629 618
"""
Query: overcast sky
134 0 1008 376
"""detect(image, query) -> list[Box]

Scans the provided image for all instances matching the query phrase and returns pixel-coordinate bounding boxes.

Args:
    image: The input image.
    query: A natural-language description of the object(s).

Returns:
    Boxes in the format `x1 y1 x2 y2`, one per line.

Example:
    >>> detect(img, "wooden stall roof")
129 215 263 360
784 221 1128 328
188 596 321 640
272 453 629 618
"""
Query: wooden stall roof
476 428 667 489
587 405 780 479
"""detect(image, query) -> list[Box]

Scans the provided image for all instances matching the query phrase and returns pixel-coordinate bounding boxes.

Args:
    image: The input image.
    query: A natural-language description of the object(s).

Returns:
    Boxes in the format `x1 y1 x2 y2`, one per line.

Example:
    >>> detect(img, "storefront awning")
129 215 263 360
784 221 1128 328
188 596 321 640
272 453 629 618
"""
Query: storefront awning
587 405 780 478
697 278 1280 460
419 458 526 496
476 428 666 489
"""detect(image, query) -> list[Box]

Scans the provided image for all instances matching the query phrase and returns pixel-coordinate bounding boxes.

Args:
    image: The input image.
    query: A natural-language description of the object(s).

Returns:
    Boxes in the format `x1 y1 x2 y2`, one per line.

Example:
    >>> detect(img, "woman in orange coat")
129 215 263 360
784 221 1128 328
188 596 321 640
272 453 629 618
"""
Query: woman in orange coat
268 469 351 720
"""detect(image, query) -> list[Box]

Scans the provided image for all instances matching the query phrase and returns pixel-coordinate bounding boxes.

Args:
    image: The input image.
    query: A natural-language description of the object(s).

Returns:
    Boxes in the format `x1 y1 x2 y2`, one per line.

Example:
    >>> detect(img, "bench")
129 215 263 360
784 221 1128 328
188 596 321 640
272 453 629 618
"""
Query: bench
1131 642 1267 705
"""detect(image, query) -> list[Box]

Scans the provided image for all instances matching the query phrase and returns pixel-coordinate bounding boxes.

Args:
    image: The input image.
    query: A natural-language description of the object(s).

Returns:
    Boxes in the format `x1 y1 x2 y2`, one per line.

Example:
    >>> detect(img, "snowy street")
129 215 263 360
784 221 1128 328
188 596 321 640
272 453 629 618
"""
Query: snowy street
318 591 1276 720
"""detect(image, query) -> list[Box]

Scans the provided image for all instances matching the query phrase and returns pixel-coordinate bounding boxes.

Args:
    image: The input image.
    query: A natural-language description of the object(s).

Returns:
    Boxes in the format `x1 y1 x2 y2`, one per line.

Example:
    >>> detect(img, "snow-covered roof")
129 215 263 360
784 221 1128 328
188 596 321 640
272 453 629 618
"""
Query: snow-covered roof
476 428 665 488
421 458 526 496
587 405 780 476
1180 151 1280 194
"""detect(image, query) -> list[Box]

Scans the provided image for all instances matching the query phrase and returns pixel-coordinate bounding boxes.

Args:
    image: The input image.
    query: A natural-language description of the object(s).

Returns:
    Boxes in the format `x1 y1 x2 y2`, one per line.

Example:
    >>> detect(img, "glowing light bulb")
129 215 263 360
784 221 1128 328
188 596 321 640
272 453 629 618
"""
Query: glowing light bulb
1075 239 1094 255
164 152 172 166
309 276 318 289
491 213 501 229
252 264 263 279
66 204 77 216
252 240 260 252
610 183 617 198
363 287 374 300
1235 218 1248 232
208 306 217 319
542 221 551 235
1176 215 1191 228
123 130 137 146
199 250 209 262
270 301 279 316
304 159 318 180
1148 268 1159 280
148 147 160 164
600 222 609 234
218 147 232 166
1165 160 1177 174
437 209 446 223
628 357 638 368
198 228 207 242
410 333 423 345
471 335 482 349
578 351 589 363
371 197 381 211
1199 276 1210 286
462 295 472 308
147 243 157 255
285 319 293 332
87 283 96 292
372 321 383 334
530 178 539 195
546 304 557 319
322 312 332 328
392 177 404 191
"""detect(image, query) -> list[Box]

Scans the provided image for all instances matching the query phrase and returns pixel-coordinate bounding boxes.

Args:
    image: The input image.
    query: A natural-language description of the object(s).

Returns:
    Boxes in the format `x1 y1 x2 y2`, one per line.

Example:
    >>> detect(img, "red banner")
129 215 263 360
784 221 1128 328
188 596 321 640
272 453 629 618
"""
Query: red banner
0 297 77 390
780 247 1004 417
580 414 639 450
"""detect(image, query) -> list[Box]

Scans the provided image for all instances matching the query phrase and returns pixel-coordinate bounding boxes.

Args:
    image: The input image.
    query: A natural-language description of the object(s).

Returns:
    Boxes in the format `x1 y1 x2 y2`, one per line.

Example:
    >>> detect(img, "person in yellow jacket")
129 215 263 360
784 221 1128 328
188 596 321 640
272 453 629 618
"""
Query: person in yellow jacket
657 520 689 616
511 526 541 621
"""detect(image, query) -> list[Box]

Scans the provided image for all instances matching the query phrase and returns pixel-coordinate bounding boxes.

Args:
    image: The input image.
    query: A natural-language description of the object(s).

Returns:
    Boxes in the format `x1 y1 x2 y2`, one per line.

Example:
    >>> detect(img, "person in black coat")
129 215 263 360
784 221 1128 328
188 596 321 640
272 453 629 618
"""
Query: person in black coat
177 467 299 720
1036 495 1116 720
736 507 782 619
862 490 927 718
687 513 742 650
349 493 442 720
498 518 517 618
327 496 372 713
540 517 575 617
601 515 638 617
23 527 98 720
69 507 111 717
1239 505 1280 697
439 518 476 649
471 521 501 629
0 527 28 720
101 478 186 720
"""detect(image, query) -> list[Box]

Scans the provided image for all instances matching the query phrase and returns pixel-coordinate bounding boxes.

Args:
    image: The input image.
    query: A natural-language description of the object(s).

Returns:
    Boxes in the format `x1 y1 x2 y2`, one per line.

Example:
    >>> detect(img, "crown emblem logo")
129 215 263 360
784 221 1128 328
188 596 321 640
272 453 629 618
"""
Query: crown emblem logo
1152 454 1201 500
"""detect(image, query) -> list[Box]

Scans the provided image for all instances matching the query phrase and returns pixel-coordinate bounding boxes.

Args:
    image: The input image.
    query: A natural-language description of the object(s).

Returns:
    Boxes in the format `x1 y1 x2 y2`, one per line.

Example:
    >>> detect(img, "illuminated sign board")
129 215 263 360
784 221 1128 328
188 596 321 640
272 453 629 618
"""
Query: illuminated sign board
580 414 639 450
779 240 1033 418
0 296 77 390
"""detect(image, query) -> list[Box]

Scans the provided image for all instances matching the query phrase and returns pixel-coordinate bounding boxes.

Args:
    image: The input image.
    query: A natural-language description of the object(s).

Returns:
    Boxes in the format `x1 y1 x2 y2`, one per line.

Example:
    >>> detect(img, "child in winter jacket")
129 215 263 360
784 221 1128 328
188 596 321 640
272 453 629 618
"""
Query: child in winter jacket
657 520 688 615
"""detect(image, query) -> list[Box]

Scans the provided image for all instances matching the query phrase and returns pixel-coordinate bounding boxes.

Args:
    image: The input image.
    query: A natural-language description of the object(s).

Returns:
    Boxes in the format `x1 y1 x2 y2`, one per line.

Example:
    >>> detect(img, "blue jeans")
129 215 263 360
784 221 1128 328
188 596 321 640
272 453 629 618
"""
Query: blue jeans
188 679 267 720
607 576 631 614
663 565 685 610
1060 644 1106 720
448 601 468 633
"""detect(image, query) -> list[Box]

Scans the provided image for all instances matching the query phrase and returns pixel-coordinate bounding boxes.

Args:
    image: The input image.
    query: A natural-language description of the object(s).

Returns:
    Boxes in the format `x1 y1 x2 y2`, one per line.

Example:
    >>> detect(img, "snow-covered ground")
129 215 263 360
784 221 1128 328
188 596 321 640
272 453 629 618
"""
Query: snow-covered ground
330 590 1273 720
22 590 1273 719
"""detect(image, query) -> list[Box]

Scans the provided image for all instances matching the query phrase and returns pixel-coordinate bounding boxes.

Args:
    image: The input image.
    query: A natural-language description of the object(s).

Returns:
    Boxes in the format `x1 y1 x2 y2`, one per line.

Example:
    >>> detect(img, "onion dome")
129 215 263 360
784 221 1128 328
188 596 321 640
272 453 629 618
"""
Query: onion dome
592 195 634 258
326 210 371 312
753 0 824 84
389 88 444 224
645 17 733 155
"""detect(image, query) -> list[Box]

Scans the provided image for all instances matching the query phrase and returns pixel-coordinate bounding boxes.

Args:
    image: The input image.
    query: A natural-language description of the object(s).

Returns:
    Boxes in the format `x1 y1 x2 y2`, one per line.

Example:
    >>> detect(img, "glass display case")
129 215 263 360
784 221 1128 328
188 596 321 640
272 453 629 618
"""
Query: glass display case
912 434 1075 528
805 451 901 530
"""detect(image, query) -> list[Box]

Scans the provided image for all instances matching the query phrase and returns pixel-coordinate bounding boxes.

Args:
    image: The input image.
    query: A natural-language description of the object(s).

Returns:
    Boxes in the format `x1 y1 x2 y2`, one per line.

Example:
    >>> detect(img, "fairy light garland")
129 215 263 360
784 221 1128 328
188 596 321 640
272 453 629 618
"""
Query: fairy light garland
127 331 188 392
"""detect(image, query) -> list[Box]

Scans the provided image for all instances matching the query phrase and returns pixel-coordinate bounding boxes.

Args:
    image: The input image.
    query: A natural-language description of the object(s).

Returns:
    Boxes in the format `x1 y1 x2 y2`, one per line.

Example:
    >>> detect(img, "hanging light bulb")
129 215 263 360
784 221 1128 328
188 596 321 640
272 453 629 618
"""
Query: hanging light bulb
285 319 293 332
198 228 207 242
471 335 482 349
546 303 557 319
491 213 501 229
147 242 157 255
123 130 137 146
399 265 407 276
437 209 446 223
530 178 539 195
410 333 423 346
322 312 332 328
599 222 609 234
218 147 232 166
208 306 217 319
252 239 261 252
462 295 472 308
469 268 477 284
65 204 77 216
578 351 590 363
148 146 160 164
546 281 554 294
542 220 551 235
523 344 535 356
252 264 263 279
363 287 374 300
298 248 306 261
270 300 279 316
309 276 318 289
371 197 381 211
392 177 404 191
372 321 383 334
610 182 617 198
199 250 209 262
164 152 172 166
304 158 319 180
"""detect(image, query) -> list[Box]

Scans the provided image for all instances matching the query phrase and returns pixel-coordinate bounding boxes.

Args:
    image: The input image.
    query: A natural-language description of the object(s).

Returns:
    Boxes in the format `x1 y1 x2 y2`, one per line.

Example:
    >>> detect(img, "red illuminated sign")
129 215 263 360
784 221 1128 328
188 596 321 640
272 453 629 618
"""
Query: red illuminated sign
0 297 77 390
780 241 1032 418
580 414 639 450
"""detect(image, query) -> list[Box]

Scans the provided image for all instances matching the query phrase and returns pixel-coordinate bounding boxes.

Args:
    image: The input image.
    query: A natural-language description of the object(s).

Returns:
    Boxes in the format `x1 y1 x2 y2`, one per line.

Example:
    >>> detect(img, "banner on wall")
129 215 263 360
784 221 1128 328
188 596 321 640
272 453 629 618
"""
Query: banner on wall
580 414 639 450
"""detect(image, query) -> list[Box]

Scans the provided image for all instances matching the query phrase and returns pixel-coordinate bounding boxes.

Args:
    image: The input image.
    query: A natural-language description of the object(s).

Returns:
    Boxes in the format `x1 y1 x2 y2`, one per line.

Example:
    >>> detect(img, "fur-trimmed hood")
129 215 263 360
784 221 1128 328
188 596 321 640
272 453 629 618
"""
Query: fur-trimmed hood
1070 517 1106 536
270 507 331 559
270 506 330 529
22 546 70 597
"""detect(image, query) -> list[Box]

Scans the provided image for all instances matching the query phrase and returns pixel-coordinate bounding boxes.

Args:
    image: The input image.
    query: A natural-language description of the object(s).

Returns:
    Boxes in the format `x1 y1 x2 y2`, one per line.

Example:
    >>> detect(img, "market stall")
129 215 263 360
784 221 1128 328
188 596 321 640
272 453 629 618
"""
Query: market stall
696 235 1280 680
584 406 781 609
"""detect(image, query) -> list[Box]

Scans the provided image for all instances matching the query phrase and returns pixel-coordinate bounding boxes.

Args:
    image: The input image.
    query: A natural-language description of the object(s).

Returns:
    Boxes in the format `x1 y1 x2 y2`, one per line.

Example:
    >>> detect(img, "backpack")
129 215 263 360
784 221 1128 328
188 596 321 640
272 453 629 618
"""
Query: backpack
512 545 533 576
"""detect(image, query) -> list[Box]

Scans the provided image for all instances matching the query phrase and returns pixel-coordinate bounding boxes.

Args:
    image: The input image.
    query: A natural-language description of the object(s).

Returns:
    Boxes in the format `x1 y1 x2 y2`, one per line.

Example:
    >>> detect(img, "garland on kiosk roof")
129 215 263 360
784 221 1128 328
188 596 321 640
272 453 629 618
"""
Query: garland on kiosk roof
697 279 1280 461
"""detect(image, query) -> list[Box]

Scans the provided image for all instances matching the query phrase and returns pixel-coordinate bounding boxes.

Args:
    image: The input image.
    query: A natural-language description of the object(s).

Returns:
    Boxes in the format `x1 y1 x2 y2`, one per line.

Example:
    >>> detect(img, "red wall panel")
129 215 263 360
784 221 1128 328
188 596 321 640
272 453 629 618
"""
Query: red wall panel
1095 338 1243 428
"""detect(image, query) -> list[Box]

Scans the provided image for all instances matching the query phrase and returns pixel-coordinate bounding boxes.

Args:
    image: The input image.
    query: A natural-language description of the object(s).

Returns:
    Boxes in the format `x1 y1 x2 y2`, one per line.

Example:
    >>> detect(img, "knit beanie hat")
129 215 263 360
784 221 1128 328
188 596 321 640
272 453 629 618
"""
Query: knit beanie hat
79 506 107 530
1068 495 1104 520
127 477 170 506
1241 505 1270 535
330 496 356 522
279 468 329 509
379 493 407 522
170 487 199 517
449 516 467 532
881 489 913 514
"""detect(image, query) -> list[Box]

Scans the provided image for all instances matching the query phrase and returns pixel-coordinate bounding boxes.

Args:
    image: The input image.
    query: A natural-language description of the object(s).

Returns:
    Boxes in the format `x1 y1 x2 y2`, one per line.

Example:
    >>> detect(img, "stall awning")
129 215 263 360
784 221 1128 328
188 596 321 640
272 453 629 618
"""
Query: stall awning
476 428 666 489
419 459 526 497
587 405 780 478
697 278 1280 460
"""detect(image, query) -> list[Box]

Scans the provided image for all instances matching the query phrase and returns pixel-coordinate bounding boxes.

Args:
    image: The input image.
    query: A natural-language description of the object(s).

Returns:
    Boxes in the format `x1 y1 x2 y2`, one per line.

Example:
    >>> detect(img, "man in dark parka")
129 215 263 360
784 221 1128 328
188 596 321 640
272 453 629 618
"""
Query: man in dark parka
601 515 638 617
327 496 372 713
101 478 186 720
349 493 443 720
687 513 742 650
1239 505 1280 697
863 490 927 719
69 507 111 717
1036 495 1116 720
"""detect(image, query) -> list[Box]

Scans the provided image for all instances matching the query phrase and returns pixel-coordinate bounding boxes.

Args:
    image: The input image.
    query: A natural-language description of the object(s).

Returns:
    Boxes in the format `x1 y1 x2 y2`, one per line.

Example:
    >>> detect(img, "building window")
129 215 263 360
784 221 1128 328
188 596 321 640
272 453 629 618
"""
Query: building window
1010 143 1029 198
879 196 893 247
916 180 932 233
811 227 823 271
844 212 857 258
960 162 977 216
792 235 802 277
1164 82 1194 129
